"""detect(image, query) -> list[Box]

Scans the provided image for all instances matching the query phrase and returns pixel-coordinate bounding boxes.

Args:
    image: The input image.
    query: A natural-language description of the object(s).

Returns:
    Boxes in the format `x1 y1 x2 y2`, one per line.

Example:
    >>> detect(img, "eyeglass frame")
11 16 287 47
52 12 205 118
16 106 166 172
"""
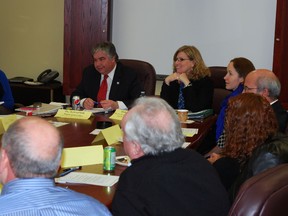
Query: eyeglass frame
243 85 259 92
174 57 192 62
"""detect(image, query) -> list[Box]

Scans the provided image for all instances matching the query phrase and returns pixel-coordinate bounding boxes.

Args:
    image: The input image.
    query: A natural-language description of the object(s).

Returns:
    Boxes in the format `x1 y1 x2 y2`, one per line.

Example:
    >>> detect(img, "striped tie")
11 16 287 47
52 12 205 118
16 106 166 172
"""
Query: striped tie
178 82 185 109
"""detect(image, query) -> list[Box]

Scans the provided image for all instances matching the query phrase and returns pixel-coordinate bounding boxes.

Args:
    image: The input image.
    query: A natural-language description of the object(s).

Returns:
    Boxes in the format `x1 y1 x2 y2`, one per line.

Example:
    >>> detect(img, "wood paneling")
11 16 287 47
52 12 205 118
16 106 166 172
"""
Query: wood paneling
63 0 112 95
273 0 288 109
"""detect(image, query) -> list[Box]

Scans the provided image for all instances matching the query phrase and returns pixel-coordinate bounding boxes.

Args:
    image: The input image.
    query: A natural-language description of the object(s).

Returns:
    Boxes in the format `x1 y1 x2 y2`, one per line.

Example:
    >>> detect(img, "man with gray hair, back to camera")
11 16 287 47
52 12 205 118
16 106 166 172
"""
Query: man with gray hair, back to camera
112 97 230 216
0 116 111 216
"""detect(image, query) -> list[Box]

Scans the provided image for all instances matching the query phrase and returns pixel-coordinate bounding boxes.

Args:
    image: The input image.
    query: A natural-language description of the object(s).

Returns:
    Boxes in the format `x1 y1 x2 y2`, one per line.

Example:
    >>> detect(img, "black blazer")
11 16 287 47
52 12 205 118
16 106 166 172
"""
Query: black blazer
230 133 288 201
272 100 288 133
160 76 214 112
71 62 143 108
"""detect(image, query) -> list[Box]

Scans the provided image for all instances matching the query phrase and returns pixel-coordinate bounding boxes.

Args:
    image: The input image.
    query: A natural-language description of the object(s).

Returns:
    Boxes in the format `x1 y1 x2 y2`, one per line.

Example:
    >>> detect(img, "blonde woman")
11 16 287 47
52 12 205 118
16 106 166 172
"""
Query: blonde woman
160 45 213 112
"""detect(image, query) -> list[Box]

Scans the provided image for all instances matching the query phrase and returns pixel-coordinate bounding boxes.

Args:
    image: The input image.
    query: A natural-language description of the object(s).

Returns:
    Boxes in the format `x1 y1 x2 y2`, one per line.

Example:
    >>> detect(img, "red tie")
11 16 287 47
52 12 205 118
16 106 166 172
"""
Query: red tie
97 75 108 104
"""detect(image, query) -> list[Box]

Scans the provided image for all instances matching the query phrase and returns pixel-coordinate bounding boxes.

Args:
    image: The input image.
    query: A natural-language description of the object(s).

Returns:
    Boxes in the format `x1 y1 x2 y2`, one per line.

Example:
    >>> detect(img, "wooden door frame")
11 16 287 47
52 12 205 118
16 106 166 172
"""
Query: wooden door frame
63 0 112 95
273 0 288 109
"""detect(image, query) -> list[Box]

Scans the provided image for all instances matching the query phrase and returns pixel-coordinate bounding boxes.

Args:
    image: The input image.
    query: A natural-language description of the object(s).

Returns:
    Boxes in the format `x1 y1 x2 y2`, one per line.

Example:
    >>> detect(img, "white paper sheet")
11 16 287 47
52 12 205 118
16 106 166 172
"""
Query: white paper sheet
48 120 69 128
84 108 106 114
55 172 119 187
90 128 102 135
181 128 198 137
181 142 191 148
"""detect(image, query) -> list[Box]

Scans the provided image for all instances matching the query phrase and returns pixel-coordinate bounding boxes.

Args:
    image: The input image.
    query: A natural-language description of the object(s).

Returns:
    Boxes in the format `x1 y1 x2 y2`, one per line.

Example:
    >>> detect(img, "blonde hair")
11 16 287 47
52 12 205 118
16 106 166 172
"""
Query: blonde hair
173 45 210 80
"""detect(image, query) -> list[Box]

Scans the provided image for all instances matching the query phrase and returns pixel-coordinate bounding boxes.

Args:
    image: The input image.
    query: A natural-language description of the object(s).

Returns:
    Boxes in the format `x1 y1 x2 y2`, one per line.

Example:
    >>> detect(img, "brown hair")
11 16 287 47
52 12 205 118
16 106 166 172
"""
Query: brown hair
222 93 278 167
230 57 255 78
173 45 210 80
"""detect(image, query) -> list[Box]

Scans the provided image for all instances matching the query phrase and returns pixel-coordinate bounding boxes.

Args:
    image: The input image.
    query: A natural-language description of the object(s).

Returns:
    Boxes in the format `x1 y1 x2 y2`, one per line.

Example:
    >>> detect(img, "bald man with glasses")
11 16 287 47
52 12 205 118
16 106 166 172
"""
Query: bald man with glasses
243 69 288 132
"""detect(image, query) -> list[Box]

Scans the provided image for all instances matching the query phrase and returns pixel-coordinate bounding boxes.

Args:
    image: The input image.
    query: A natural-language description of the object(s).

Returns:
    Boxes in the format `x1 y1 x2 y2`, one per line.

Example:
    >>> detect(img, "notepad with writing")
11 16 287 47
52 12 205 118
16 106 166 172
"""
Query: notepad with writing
55 172 119 187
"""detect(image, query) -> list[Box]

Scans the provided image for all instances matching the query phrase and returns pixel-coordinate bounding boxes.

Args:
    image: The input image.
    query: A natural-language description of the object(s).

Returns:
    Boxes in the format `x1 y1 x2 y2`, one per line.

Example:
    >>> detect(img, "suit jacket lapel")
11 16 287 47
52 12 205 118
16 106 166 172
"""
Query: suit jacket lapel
109 64 122 99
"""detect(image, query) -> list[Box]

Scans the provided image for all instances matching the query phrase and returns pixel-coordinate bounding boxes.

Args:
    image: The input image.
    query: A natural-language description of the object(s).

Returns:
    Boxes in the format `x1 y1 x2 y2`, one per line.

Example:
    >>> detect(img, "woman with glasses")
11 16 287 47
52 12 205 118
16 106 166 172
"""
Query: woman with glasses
160 45 213 112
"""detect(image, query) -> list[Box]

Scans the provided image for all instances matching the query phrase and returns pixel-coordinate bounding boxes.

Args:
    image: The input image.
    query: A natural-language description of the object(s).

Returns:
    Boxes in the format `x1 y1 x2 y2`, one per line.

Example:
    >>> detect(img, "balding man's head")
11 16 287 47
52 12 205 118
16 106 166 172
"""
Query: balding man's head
1 117 63 178
122 97 184 157
244 69 281 102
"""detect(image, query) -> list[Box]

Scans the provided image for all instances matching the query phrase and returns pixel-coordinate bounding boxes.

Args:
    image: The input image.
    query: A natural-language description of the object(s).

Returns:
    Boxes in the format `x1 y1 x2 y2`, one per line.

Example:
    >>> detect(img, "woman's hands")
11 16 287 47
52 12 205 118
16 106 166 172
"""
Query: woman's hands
165 72 190 86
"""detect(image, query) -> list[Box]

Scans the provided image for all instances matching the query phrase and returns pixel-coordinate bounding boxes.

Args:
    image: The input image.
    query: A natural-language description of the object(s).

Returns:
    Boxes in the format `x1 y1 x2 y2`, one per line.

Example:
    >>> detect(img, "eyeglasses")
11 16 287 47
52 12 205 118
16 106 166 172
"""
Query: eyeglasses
244 85 258 91
174 57 191 62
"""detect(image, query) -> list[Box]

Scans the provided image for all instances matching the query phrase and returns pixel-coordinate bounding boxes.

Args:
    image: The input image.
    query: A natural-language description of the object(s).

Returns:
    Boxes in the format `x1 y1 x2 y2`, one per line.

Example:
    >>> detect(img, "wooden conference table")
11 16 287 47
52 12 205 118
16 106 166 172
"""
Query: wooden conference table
48 112 216 208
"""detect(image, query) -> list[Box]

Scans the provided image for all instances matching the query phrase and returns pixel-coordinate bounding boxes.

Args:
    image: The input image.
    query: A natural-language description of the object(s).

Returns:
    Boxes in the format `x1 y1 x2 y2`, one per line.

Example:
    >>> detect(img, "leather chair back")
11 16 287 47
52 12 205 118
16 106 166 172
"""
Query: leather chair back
209 66 231 114
119 59 156 96
285 115 288 134
229 164 288 216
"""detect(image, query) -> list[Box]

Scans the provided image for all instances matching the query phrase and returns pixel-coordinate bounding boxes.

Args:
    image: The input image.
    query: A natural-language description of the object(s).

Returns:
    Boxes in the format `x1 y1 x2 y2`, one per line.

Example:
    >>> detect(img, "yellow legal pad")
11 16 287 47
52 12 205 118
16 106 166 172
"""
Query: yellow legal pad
61 145 103 168
0 114 18 135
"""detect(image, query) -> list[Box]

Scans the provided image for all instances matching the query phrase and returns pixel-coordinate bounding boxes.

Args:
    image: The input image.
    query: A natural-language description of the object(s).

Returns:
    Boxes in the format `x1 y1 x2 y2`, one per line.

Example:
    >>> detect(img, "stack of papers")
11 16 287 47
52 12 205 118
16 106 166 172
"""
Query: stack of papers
55 172 119 187
15 103 62 116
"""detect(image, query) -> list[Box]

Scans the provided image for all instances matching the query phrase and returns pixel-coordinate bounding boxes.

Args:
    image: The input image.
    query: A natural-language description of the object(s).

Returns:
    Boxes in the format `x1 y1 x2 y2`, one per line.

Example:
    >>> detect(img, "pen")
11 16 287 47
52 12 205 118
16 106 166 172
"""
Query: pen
59 166 81 177
93 101 99 108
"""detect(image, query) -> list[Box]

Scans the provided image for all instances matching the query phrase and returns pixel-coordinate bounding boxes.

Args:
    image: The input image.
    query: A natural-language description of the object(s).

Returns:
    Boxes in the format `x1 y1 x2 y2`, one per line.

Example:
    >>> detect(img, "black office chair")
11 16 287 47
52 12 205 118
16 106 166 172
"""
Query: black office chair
119 59 156 96
285 111 288 135
209 66 231 114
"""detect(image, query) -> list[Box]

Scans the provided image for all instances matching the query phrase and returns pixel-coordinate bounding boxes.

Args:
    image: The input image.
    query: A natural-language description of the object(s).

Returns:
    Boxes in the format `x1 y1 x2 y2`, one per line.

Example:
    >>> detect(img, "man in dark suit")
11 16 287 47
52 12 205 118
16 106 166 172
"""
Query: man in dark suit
71 42 143 110
244 69 288 132
112 97 230 216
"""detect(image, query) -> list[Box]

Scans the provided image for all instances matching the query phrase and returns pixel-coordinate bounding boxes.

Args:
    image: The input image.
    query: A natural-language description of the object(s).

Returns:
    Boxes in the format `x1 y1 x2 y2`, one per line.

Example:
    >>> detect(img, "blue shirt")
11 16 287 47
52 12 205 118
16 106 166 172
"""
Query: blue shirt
0 70 14 110
0 178 112 216
216 84 244 141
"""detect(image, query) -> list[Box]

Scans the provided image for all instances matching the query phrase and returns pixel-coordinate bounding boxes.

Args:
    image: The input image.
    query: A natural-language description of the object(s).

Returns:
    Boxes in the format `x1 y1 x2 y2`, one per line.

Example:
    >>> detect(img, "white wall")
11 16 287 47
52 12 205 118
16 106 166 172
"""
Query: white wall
112 0 277 76
0 0 277 96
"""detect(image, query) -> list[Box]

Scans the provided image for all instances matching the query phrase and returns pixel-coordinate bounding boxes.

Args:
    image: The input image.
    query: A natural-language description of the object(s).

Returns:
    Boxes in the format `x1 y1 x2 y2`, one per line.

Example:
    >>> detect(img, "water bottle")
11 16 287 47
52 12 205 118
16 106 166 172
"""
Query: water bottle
140 91 146 97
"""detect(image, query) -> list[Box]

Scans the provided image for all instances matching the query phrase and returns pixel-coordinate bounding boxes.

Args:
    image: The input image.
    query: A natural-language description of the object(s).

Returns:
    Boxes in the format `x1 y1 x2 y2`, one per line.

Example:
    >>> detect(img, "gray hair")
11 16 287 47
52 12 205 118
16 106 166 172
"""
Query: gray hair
1 120 63 178
124 97 184 155
256 75 281 100
91 41 119 61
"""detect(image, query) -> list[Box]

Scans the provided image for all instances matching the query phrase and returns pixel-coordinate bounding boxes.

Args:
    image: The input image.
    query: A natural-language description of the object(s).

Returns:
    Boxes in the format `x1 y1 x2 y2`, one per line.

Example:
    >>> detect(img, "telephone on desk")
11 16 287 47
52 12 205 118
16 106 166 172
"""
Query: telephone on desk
37 69 59 83
23 69 59 86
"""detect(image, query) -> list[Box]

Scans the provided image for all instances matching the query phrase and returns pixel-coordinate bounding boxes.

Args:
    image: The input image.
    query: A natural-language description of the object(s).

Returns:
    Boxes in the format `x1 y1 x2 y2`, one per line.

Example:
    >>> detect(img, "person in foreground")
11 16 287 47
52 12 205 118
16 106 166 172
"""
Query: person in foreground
71 41 142 110
0 69 14 114
112 97 230 216
208 93 278 192
160 45 213 112
243 69 288 132
0 117 111 216
230 133 288 200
